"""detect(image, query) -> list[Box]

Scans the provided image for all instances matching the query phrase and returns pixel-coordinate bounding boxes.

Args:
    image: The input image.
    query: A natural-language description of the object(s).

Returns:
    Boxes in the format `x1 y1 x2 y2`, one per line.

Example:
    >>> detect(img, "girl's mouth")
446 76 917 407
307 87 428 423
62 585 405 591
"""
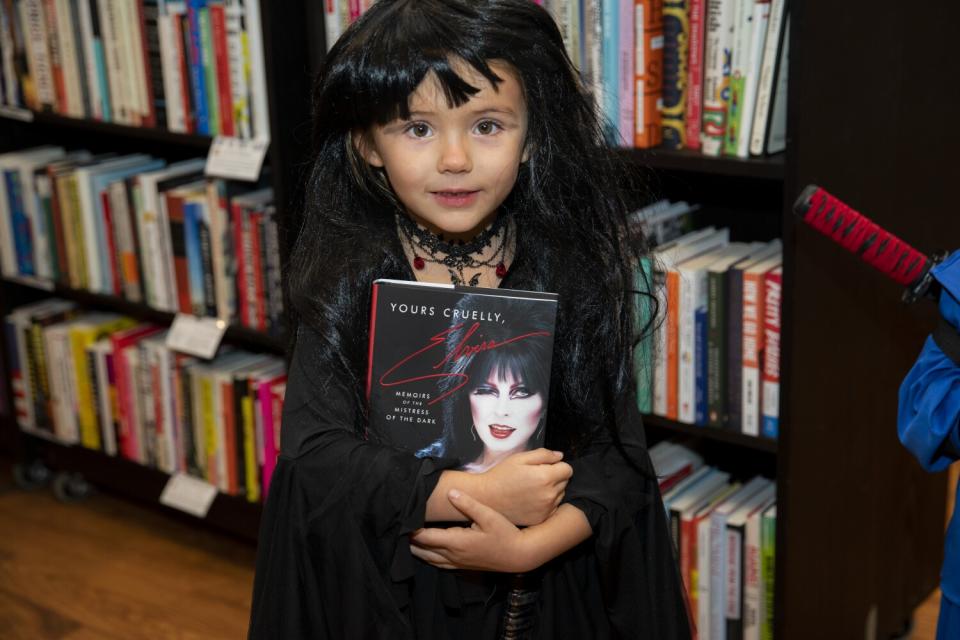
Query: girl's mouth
488 424 515 439
432 190 479 207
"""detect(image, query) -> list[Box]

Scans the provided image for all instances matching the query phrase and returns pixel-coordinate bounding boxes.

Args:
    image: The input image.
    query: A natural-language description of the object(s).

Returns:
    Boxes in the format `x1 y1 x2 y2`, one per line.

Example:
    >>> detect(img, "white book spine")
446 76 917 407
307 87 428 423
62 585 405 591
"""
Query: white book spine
323 0 342 52
244 0 269 140
617 0 634 146
159 6 187 132
725 527 743 624
117 0 146 124
677 269 696 424
76 0 103 119
765 16 789 154
98 0 125 123
744 510 764 640
225 2 250 139
749 0 784 155
735 0 770 158
23 0 57 108
709 512 728 640
157 190 179 312
73 169 104 292
53 0 81 116
135 177 159 307
701 0 736 156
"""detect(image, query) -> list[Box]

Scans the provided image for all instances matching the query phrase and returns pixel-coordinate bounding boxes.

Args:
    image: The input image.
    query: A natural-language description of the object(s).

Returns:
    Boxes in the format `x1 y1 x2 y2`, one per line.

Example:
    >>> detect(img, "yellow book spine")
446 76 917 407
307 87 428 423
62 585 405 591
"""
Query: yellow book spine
241 393 259 502
200 375 217 487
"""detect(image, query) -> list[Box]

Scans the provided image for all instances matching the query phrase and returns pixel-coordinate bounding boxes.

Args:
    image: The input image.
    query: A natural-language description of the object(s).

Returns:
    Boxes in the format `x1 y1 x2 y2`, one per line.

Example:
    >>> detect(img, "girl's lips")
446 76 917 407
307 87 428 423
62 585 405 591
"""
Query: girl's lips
488 424 515 440
432 190 479 207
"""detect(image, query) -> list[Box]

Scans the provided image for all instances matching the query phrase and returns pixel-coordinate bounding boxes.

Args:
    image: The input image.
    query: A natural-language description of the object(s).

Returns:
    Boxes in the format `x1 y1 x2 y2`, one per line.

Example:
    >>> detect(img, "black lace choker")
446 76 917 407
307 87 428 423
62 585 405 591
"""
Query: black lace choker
396 212 510 286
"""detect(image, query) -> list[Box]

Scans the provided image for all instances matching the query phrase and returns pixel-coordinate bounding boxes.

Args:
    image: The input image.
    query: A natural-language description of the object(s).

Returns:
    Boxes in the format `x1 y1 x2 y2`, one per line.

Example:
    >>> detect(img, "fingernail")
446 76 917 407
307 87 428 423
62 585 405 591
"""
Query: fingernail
449 489 461 500
553 451 563 459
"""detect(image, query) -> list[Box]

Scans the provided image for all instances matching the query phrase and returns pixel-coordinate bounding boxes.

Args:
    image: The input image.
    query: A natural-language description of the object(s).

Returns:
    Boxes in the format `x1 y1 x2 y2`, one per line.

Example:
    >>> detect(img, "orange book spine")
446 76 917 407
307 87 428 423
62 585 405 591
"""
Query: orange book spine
666 269 680 419
634 0 664 148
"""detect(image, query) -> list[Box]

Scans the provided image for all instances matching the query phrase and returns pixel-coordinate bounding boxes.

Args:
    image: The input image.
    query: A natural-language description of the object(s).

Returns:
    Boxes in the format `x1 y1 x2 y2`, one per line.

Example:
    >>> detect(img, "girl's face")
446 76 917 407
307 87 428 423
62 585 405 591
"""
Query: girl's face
469 367 543 455
358 60 529 241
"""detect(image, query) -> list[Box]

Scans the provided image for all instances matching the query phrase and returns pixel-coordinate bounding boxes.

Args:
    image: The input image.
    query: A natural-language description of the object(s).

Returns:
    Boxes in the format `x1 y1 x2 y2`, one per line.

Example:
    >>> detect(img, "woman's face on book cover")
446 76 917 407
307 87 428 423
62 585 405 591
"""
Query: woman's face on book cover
358 59 529 241
469 367 543 455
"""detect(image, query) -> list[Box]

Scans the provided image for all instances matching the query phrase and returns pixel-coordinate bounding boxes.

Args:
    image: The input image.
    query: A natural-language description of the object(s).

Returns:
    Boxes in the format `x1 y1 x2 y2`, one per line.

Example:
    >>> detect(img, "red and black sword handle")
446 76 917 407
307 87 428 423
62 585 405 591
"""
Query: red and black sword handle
792 184 947 303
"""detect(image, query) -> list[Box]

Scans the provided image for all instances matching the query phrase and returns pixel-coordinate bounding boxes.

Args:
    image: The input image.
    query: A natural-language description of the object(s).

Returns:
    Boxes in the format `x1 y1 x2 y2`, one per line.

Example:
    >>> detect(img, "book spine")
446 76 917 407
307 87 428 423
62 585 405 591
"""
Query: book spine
198 200 216 317
725 525 745 640
743 510 764 640
183 198 205 316
701 0 735 155
725 267 744 430
666 269 680 419
41 0 64 111
722 0 752 156
652 273 668 416
241 377 258 501
741 269 763 436
141 0 165 129
100 189 122 295
633 0 664 148
70 327 102 449
224 3 249 138
76 0 102 118
209 2 233 136
661 0 688 148
633 259 654 413
760 508 776 640
697 515 714 640
221 379 236 494
617 0 634 147
683 0 705 149
250 208 265 331
706 269 726 426
694 304 708 425
6 169 34 275
198 6 218 134
166 191 192 314
677 269 696 423
761 268 781 438
749 0 784 155
185 0 209 133
734 0 770 158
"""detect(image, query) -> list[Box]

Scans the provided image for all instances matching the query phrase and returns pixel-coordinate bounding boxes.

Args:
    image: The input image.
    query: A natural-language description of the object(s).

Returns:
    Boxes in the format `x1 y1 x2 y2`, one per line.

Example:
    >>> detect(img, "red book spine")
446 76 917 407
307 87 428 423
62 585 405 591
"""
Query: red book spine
250 210 266 331
165 192 193 314
209 4 234 136
171 14 194 133
231 202 248 327
100 190 123 295
684 0 706 149
135 0 157 128
680 516 697 620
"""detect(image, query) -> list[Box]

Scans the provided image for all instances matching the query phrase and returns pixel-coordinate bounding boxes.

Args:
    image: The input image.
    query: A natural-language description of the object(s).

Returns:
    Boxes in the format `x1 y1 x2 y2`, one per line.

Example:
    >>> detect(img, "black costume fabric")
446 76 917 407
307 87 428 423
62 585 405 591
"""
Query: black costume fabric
249 254 692 639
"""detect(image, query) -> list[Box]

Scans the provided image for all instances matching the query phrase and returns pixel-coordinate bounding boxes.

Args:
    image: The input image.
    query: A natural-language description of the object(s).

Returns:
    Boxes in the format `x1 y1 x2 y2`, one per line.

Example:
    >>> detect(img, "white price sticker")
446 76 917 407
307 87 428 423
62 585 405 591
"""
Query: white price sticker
159 472 218 518
165 313 227 359
205 135 269 182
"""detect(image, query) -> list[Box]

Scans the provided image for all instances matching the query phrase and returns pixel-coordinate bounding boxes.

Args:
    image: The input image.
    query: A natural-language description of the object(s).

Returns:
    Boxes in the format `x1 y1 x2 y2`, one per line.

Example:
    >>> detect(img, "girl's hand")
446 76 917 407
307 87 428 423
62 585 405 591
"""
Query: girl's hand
480 449 572 526
410 490 536 573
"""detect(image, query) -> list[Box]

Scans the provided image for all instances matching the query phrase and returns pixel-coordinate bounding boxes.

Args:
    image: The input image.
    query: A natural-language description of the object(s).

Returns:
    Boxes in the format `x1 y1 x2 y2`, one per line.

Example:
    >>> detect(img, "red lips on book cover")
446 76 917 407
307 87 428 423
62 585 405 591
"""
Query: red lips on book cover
366 280 559 473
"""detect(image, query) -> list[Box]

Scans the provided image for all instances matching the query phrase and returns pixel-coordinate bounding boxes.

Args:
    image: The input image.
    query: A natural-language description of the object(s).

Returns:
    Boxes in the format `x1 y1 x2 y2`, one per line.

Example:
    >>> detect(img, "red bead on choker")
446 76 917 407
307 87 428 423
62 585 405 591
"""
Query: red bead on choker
496 262 507 278
413 256 425 270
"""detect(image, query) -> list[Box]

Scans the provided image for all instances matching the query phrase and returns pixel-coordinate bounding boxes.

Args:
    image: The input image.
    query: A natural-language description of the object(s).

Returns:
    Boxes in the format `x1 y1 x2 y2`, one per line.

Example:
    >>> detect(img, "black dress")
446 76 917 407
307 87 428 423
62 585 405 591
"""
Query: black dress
248 254 692 639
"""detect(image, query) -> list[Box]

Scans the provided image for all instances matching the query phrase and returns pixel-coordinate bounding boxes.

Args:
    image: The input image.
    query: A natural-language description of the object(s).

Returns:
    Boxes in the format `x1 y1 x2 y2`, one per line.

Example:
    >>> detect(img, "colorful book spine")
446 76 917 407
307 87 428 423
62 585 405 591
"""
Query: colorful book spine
761 505 776 640
186 0 209 134
634 0 664 148
684 0 706 149
761 266 781 438
701 0 735 155
661 0 688 148
723 0 753 156
198 5 219 135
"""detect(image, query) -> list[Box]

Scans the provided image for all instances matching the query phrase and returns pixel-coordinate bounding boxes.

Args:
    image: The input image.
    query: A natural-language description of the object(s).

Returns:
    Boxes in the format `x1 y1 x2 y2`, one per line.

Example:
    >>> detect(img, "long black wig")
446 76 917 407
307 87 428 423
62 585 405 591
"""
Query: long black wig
287 0 658 455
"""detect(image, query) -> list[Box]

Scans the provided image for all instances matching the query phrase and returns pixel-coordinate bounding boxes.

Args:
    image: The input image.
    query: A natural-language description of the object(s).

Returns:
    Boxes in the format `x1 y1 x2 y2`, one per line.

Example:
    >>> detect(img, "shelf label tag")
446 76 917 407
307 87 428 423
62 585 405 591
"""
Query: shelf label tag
160 473 218 518
0 106 34 121
166 313 226 359
205 136 269 181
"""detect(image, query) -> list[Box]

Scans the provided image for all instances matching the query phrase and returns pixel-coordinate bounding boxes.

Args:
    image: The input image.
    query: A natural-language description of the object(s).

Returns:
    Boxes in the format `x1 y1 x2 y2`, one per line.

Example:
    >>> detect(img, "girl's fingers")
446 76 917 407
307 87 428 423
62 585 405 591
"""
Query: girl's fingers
410 544 457 569
447 490 501 529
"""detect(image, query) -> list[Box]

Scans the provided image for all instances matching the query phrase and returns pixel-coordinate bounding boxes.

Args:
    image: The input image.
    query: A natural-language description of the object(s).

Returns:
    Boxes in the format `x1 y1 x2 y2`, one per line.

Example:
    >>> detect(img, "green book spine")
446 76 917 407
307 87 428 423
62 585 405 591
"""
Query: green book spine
761 507 777 640
706 270 726 426
199 8 220 135
634 258 654 413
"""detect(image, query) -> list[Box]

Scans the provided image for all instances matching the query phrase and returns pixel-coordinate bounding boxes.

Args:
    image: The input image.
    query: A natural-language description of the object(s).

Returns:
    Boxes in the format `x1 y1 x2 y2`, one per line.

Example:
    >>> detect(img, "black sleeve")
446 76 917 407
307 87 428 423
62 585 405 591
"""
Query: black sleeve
248 325 458 639
559 391 693 639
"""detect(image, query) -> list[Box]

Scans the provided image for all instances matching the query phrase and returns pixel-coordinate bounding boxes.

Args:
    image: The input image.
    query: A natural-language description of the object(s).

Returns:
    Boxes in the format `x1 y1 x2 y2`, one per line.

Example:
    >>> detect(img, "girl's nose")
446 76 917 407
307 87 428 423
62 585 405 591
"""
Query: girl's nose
437 133 472 173
495 394 510 416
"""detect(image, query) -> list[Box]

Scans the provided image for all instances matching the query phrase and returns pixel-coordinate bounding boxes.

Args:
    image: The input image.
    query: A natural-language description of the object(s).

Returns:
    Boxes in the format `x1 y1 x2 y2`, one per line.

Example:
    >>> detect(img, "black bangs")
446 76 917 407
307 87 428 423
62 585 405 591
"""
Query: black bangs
318 0 508 134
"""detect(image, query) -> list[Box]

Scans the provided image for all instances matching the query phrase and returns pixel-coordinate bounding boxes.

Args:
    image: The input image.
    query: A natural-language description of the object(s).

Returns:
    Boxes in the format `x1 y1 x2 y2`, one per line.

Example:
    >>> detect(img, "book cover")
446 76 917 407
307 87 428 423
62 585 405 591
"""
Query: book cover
761 265 781 438
366 280 558 472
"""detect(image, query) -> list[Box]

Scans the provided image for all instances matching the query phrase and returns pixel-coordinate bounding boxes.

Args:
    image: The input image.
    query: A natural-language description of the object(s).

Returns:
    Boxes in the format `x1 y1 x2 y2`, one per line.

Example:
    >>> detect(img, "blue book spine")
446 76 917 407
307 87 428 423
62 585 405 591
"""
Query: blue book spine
601 0 619 143
694 306 708 425
762 415 778 439
6 170 34 276
184 200 206 316
187 0 210 135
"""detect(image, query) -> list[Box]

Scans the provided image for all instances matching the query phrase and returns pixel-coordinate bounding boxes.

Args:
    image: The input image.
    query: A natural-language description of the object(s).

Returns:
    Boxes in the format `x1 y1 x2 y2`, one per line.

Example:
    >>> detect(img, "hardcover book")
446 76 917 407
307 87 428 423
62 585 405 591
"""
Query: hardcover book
366 280 558 473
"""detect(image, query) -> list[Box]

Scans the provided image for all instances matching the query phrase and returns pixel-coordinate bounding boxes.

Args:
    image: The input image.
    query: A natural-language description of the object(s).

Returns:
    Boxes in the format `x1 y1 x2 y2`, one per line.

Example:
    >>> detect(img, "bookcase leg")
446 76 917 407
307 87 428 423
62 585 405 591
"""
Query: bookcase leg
12 459 52 491
51 471 93 503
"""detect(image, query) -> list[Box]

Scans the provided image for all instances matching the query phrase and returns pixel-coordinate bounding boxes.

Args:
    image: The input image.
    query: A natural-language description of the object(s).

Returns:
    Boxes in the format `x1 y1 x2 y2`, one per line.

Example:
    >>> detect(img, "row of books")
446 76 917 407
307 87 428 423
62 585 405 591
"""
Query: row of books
0 0 269 138
632 201 782 438
653 440 776 640
5 298 287 501
0 146 284 335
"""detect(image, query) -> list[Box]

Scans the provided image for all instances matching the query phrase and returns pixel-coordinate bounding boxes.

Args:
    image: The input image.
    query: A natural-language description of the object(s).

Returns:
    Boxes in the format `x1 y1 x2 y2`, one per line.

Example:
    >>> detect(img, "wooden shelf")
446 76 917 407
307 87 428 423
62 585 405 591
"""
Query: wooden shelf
20 433 262 541
620 146 786 180
2 276 285 355
0 108 213 149
642 413 779 454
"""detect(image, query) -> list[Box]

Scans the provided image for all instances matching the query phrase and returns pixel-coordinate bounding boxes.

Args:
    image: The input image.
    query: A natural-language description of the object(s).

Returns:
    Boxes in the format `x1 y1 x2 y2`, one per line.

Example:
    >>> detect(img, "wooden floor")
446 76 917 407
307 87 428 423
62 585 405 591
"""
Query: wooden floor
0 461 951 639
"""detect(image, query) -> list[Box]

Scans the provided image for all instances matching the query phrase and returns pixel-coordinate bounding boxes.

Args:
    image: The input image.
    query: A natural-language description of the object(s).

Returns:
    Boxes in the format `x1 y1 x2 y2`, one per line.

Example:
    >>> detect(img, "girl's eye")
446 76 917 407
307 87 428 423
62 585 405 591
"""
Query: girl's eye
405 122 433 138
511 386 532 399
474 120 502 136
473 386 497 397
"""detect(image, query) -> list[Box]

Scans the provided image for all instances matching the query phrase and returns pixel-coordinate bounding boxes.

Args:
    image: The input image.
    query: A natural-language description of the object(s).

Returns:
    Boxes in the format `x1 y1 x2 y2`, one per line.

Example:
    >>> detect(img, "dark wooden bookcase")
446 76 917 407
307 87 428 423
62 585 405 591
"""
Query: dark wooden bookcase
0 0 314 542
1 0 957 636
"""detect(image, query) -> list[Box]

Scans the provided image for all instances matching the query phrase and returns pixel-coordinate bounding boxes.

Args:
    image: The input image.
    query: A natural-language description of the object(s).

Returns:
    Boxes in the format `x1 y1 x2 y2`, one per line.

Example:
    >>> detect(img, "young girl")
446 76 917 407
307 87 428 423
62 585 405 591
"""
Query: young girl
250 1 690 638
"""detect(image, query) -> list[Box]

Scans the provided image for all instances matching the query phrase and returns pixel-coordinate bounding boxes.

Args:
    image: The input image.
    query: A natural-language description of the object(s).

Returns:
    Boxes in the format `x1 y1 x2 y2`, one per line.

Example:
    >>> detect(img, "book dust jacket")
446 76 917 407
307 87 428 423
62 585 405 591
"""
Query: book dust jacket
366 280 558 472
